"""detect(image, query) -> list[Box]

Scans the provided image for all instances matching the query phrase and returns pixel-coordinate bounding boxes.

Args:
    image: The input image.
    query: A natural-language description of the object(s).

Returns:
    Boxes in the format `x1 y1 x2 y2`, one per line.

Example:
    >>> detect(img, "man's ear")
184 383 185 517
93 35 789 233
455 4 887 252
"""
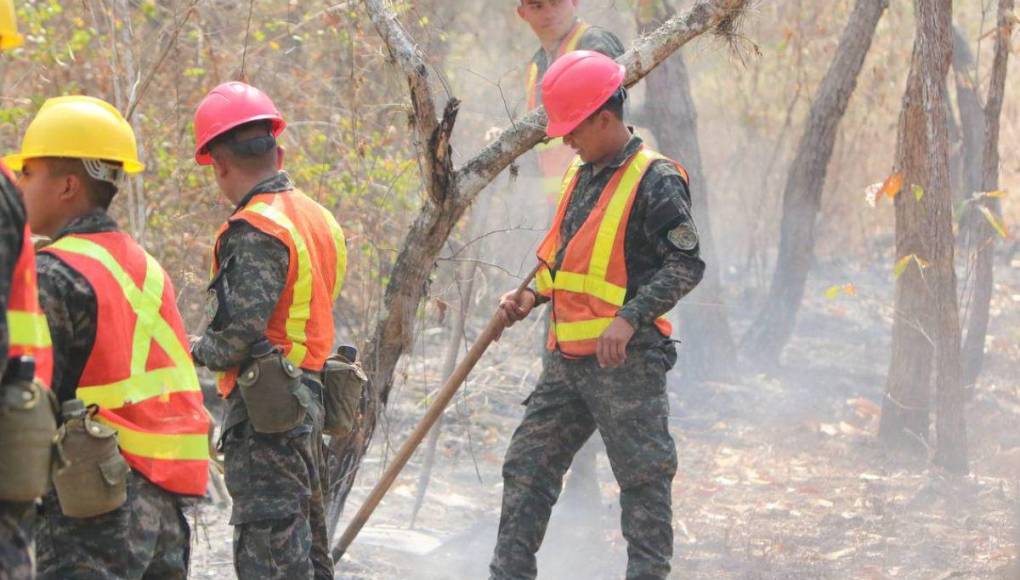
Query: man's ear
211 155 229 180
58 172 80 203
276 146 285 170
516 5 525 20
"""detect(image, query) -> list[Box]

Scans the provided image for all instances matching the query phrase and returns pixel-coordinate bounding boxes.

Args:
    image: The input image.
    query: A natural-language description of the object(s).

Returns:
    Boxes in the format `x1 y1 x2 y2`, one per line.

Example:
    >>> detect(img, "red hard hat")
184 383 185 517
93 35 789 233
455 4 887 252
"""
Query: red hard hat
541 50 625 138
193 81 286 165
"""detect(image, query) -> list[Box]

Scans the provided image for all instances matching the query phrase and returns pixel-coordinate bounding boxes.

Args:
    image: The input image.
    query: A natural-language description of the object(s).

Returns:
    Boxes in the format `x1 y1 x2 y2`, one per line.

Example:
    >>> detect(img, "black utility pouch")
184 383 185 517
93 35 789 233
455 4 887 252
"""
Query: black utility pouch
237 339 306 434
0 358 58 502
53 400 128 518
321 345 367 438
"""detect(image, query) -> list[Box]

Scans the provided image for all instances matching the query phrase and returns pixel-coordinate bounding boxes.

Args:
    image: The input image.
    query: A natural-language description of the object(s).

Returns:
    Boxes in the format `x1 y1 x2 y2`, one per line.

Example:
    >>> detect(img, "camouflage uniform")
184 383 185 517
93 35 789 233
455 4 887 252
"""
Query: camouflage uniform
0 502 34 580
0 170 34 579
35 210 193 579
191 171 334 580
36 472 191 579
490 135 705 580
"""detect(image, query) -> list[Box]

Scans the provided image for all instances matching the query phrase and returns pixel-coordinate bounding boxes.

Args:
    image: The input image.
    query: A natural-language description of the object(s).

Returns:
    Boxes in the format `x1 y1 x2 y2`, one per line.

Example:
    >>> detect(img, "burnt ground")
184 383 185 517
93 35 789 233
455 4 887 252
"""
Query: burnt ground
189 259 1020 579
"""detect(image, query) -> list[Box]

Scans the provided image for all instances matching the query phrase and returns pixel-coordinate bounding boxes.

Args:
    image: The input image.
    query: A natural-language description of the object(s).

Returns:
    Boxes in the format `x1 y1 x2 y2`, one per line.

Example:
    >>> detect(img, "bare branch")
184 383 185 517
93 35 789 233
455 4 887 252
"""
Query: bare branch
454 0 751 204
363 0 442 197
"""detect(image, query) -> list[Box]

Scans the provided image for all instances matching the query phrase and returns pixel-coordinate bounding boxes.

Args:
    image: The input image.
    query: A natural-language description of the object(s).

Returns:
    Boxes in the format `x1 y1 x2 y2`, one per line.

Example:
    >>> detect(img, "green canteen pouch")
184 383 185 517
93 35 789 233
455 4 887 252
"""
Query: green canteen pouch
237 350 306 434
322 357 367 438
0 379 58 502
53 411 128 518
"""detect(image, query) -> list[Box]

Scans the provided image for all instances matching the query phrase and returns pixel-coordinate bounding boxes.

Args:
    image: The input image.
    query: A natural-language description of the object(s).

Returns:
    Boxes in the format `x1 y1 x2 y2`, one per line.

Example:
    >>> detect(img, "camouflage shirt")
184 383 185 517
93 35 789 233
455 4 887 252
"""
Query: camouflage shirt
190 172 292 372
541 134 705 347
35 210 118 403
528 22 625 109
0 169 26 380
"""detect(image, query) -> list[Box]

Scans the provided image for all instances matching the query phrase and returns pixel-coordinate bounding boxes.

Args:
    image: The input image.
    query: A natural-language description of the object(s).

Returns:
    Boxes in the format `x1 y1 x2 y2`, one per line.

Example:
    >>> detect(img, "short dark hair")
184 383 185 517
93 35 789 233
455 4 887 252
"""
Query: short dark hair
208 120 278 173
593 86 627 121
44 157 119 210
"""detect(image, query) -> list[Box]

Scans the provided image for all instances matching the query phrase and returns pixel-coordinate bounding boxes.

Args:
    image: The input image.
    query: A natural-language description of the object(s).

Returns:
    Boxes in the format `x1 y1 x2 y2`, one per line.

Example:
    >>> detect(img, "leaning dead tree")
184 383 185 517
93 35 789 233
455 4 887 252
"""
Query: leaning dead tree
741 0 887 366
879 0 966 473
325 0 752 547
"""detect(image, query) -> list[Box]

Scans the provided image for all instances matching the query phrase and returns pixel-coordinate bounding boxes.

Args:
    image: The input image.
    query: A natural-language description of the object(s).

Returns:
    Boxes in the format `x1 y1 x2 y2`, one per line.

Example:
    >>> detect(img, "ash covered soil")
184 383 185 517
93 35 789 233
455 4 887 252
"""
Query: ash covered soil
189 262 1020 580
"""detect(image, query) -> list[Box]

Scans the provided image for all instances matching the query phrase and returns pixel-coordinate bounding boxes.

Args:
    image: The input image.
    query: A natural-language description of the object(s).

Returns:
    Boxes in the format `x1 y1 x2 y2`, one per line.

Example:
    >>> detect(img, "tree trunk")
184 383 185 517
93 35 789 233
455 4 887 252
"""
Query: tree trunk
326 0 753 550
635 0 736 381
950 26 984 209
740 0 887 366
407 180 495 528
880 0 966 474
960 0 1013 385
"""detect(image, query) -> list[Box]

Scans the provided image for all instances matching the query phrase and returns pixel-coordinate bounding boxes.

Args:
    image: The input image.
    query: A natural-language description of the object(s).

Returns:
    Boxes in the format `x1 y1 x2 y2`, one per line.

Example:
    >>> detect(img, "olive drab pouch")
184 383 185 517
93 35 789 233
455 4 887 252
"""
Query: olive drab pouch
237 339 306 434
322 345 367 438
0 363 58 502
53 400 128 518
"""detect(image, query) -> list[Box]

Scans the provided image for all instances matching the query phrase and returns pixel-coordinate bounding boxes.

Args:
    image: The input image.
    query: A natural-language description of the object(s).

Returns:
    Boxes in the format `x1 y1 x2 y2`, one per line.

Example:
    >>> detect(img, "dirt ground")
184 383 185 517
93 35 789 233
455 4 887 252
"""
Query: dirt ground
188 259 1020 579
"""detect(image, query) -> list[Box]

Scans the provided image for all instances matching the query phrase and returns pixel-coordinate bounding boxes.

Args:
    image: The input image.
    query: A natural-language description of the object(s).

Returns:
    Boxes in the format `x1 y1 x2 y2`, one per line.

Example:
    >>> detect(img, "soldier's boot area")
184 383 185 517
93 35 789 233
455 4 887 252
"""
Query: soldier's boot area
490 350 678 580
35 470 191 580
223 379 333 580
0 501 35 580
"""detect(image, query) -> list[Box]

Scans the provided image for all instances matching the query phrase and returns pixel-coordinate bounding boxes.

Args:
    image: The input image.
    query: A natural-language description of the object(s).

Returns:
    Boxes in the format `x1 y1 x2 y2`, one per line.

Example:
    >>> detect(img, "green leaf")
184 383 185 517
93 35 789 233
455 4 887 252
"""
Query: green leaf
913 184 924 202
978 205 1009 238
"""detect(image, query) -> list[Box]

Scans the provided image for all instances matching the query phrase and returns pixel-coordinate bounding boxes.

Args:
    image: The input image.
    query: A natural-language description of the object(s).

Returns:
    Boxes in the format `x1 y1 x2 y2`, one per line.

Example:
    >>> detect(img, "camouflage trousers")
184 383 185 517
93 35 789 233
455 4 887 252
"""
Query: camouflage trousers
0 501 34 580
36 470 191 579
221 377 333 580
490 344 679 580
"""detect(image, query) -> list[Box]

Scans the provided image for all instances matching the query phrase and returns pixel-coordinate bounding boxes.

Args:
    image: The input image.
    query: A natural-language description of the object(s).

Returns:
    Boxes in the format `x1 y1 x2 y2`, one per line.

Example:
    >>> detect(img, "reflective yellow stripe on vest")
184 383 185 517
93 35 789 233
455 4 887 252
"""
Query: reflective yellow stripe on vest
246 202 314 366
587 149 665 282
535 156 587 296
97 417 209 461
46 237 199 405
316 205 347 301
7 310 51 348
555 317 614 342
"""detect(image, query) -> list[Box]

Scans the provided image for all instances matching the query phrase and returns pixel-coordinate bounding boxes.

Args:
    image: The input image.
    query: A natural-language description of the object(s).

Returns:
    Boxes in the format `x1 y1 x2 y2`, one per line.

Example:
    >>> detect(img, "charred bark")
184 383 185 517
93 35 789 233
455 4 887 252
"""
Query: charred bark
880 0 966 474
636 0 736 381
741 0 887 366
327 0 754 550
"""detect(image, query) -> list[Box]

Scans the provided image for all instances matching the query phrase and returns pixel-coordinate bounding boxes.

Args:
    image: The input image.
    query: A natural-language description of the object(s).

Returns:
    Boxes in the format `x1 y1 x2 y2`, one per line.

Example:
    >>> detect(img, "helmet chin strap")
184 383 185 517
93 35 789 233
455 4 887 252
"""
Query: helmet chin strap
81 158 125 187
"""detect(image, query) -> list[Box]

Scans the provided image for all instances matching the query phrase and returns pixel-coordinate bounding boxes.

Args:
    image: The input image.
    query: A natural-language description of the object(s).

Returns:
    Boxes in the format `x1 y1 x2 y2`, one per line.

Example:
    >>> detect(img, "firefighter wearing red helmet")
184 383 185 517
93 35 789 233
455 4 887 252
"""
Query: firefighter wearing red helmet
490 50 705 580
189 81 347 580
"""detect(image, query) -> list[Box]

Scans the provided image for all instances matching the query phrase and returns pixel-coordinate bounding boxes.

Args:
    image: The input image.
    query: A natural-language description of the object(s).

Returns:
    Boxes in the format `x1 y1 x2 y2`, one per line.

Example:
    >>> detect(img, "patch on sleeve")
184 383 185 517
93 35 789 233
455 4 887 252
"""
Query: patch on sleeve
667 223 699 251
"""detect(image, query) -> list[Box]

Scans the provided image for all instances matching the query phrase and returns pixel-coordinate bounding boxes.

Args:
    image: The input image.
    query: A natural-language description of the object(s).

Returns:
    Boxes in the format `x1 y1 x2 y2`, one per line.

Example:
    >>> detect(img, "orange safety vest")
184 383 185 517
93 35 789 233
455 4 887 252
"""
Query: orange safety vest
535 146 688 357
212 189 347 397
43 232 210 496
526 20 590 201
3 162 53 387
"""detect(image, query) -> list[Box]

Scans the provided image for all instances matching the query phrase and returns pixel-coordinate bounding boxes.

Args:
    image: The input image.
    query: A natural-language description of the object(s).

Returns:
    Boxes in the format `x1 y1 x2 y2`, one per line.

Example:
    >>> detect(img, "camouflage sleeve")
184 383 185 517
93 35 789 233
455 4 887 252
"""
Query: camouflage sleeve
0 176 26 377
36 253 98 403
616 161 705 329
578 26 625 59
191 222 289 372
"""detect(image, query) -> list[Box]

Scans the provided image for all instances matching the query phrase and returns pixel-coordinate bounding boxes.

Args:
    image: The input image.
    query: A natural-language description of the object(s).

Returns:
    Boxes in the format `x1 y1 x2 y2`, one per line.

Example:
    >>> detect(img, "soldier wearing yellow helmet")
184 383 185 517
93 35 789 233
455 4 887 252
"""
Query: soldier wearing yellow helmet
9 95 210 579
0 3 59 579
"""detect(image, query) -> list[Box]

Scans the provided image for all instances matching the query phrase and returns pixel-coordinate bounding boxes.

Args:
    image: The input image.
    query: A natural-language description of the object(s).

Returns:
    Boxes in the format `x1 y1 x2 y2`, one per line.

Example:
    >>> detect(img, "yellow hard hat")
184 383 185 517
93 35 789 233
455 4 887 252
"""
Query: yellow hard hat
0 0 23 50
4 96 145 173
